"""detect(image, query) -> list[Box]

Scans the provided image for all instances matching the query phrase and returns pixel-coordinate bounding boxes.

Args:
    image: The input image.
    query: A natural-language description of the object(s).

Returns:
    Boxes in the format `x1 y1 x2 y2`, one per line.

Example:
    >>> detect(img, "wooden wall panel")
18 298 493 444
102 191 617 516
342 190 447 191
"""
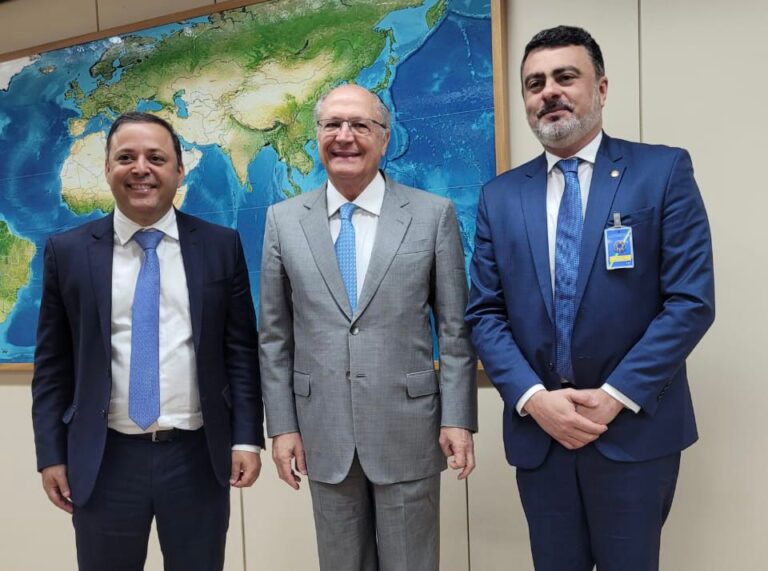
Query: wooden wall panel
0 0 97 55
97 0 213 30
641 1 768 568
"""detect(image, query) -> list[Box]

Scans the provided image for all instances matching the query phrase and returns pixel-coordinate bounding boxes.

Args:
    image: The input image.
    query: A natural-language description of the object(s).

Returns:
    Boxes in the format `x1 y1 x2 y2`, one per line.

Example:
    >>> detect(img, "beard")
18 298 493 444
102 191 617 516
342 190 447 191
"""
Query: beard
532 85 602 149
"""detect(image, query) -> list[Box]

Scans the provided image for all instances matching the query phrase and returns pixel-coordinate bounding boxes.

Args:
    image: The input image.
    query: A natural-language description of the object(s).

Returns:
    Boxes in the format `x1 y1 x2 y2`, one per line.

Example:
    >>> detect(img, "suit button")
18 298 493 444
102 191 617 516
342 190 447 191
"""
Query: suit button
100 410 107 418
346 371 351 381
350 326 359 335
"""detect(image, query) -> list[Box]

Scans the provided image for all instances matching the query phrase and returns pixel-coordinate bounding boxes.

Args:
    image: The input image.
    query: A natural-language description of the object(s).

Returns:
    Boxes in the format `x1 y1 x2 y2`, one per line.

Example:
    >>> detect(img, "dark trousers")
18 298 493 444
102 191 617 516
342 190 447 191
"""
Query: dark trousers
73 428 229 571
516 442 680 571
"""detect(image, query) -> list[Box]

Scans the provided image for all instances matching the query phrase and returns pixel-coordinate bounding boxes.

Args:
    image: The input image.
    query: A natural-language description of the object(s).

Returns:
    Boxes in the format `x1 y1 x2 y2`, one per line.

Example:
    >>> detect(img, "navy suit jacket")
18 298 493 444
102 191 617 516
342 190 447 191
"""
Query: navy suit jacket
466 134 715 469
31 210 264 506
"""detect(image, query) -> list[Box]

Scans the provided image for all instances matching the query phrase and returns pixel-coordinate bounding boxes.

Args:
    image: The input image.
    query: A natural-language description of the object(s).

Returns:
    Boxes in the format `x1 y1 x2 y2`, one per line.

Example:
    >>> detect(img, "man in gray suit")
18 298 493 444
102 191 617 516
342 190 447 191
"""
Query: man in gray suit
259 84 477 570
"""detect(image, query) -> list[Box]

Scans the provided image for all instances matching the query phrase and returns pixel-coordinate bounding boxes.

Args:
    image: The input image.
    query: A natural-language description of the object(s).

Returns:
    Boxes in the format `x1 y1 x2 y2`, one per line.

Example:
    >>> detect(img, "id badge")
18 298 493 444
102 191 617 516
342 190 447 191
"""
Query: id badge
604 221 634 270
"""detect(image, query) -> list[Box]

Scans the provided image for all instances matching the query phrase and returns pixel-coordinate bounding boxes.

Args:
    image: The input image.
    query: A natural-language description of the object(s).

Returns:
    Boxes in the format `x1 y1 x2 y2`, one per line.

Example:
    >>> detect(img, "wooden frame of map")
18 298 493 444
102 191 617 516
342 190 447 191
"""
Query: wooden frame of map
0 0 509 370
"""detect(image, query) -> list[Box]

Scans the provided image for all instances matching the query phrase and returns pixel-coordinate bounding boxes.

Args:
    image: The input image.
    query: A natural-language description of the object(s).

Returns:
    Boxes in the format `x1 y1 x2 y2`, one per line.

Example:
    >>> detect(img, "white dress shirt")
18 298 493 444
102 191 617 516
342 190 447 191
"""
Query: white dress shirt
516 132 640 415
109 207 258 451
326 172 386 298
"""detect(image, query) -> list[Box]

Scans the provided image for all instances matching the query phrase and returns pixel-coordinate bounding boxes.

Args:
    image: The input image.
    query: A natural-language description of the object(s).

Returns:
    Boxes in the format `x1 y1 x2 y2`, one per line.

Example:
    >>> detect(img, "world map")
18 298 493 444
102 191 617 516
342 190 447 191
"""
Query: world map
0 0 495 363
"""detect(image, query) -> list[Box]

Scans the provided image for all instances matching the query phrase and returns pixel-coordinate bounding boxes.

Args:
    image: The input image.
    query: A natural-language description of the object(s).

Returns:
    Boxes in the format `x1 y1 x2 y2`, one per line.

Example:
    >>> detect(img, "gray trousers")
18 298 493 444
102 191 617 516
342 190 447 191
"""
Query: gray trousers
308 455 440 571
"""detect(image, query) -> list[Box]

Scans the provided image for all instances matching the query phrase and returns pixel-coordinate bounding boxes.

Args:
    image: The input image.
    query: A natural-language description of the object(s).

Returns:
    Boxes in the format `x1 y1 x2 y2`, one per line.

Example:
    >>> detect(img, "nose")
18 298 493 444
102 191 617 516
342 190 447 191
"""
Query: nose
541 77 562 100
131 156 150 174
335 121 355 142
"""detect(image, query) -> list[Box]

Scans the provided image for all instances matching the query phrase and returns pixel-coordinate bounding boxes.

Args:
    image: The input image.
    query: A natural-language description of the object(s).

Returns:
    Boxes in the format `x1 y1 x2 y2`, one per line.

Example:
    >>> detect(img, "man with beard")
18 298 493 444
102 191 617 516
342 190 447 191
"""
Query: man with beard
465 26 714 570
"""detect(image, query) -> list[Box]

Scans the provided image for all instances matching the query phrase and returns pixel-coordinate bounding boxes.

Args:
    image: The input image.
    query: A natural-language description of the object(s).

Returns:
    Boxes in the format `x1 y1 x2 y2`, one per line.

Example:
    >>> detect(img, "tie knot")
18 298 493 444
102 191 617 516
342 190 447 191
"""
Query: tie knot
339 203 357 221
556 158 580 175
133 229 164 251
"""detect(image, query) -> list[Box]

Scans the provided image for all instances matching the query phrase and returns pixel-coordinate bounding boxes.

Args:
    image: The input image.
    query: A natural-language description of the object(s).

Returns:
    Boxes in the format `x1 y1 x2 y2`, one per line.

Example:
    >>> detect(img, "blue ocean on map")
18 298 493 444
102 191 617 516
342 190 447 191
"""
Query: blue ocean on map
0 0 495 362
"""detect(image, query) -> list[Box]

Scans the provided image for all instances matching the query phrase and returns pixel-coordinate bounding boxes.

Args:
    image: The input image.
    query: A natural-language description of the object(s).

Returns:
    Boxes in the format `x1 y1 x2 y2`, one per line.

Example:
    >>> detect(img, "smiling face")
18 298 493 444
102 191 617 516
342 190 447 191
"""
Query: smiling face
316 85 390 199
522 45 607 157
105 121 185 226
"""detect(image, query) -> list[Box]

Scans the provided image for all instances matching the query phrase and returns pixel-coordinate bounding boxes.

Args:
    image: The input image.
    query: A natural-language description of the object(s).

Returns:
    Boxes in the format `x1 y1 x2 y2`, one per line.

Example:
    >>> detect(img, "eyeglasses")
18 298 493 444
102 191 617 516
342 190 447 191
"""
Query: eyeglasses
316 118 388 136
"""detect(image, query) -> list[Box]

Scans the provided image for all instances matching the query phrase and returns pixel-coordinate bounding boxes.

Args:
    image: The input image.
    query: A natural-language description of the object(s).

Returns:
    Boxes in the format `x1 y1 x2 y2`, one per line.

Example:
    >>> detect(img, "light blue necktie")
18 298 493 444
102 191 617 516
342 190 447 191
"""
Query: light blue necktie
554 158 583 382
335 203 358 312
129 229 164 430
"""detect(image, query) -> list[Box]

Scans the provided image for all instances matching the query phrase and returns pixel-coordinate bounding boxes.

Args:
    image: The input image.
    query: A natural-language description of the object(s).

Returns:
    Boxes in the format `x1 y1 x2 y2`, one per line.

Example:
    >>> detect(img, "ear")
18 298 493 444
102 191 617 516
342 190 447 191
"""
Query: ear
598 76 608 106
380 129 391 157
176 164 186 188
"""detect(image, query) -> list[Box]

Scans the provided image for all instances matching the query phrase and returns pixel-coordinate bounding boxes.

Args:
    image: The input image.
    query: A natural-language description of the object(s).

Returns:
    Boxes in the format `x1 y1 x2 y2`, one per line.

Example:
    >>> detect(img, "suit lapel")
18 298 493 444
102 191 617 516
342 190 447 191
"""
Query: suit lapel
353 178 411 323
521 155 554 323
574 135 625 311
176 211 203 351
299 188 354 320
87 214 115 365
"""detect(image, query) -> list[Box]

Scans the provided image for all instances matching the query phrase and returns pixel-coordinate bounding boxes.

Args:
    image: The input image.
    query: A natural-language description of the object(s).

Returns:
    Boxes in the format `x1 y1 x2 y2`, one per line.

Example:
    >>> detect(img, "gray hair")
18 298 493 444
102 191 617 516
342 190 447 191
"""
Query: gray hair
313 85 391 129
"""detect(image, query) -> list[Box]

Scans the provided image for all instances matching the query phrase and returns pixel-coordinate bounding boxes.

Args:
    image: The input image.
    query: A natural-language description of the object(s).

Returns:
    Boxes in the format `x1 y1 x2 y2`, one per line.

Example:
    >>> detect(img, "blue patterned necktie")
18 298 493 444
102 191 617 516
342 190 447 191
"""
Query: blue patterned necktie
129 229 164 430
554 158 583 382
335 203 358 312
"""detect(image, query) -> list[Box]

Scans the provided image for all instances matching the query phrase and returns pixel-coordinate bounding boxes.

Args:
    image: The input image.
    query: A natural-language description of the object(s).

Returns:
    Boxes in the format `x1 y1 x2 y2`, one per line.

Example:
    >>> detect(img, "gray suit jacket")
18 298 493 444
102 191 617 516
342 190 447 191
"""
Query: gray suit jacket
259 176 477 485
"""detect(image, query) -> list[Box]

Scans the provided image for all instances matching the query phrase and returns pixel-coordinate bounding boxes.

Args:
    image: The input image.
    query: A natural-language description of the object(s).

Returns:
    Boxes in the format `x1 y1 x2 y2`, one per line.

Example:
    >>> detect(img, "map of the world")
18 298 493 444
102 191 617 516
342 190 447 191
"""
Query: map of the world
0 0 495 363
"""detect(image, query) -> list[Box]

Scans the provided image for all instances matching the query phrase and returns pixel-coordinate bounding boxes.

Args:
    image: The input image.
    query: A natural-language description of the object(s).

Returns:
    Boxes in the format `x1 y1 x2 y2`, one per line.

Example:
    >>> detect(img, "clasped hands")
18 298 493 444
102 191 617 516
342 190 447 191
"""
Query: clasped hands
272 427 476 490
523 388 624 450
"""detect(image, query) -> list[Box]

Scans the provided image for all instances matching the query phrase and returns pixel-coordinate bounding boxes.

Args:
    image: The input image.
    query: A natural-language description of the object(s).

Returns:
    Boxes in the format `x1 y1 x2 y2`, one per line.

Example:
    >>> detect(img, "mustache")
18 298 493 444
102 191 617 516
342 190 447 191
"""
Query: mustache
537 100 574 118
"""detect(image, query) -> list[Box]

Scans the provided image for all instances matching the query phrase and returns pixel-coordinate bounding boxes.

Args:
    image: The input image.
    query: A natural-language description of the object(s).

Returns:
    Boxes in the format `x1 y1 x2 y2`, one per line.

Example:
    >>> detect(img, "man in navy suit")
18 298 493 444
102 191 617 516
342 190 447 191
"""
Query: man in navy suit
31 112 264 570
465 26 714 570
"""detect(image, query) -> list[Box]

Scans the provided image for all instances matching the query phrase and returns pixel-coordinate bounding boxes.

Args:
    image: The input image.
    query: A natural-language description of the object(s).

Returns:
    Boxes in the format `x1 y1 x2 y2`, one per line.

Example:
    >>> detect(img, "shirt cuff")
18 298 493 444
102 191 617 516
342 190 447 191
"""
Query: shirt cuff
600 384 640 413
232 444 262 454
516 384 547 416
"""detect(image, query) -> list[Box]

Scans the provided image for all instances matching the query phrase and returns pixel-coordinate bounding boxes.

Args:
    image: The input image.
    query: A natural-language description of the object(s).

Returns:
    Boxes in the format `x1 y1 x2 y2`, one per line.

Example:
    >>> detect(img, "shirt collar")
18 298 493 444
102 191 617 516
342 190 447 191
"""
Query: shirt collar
545 131 603 173
113 206 179 246
326 172 386 218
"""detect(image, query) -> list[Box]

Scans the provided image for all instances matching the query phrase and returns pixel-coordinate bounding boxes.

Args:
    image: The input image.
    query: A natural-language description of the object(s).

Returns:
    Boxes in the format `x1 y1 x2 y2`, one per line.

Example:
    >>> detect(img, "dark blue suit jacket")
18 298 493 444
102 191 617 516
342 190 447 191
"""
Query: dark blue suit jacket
31 210 264 506
466 134 715 469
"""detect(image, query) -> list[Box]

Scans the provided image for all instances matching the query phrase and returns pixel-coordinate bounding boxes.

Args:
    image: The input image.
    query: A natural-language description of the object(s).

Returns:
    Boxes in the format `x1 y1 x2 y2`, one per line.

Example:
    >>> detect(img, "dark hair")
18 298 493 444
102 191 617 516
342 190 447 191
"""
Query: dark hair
105 112 184 167
522 26 605 78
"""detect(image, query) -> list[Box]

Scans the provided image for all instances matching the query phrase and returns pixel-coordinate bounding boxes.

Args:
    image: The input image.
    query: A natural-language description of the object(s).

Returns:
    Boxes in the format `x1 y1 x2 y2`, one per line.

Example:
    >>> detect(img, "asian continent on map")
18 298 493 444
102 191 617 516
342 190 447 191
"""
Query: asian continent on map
0 0 495 362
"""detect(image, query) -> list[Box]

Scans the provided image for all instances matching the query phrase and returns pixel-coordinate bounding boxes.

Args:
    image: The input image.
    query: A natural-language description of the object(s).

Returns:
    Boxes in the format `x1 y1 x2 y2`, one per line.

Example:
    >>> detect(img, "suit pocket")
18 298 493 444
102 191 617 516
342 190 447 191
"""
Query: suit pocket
406 370 439 398
605 206 655 227
293 372 310 397
62 403 77 424
397 238 432 255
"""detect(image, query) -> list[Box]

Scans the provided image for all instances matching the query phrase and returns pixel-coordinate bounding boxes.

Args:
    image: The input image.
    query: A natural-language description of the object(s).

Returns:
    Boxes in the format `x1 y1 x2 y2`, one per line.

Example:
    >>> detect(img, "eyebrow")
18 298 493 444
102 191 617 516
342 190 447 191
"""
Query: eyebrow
112 147 168 155
523 65 583 85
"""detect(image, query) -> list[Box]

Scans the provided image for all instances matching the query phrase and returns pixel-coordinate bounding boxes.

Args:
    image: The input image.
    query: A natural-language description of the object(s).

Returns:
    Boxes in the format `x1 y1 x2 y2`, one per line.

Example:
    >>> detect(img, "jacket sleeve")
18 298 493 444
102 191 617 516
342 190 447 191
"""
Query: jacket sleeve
31 238 75 471
603 149 715 414
433 200 478 431
258 206 300 437
225 230 265 447
465 188 544 407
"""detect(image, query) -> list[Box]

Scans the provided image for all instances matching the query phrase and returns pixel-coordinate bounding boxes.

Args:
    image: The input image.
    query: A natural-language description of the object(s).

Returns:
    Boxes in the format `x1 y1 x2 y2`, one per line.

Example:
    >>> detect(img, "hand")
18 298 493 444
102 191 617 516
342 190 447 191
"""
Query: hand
575 389 624 426
439 427 476 479
230 450 262 488
41 464 73 513
523 389 608 450
271 432 307 490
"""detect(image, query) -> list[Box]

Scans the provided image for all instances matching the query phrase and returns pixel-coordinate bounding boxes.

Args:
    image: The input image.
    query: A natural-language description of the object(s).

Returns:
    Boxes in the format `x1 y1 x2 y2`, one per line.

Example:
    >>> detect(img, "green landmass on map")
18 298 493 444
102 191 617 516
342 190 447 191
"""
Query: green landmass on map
0 221 36 323
426 0 447 28
90 36 157 82
65 0 423 195
64 194 116 216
